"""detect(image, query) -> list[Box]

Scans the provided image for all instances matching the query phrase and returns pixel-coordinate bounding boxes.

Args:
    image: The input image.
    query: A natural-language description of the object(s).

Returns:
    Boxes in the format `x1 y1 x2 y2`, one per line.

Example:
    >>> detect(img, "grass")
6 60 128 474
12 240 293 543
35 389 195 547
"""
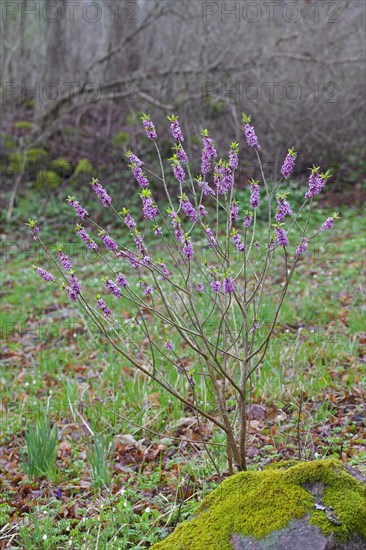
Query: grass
0 186 365 548
86 434 114 491
21 417 58 481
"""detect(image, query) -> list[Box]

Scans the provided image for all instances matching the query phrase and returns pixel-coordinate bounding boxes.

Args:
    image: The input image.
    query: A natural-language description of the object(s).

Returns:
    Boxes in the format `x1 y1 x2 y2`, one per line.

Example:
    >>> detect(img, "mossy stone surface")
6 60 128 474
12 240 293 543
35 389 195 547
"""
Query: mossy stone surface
152 459 366 550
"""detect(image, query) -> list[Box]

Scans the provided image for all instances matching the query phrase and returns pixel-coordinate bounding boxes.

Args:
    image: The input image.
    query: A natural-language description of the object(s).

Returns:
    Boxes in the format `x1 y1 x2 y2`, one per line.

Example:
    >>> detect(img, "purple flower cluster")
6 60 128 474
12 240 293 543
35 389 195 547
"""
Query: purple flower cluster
275 227 289 247
244 123 261 150
32 226 40 240
223 277 235 293
117 250 139 269
229 142 239 170
249 320 260 334
70 275 81 292
127 152 142 166
171 159 186 183
198 204 208 217
117 273 129 288
255 241 261 249
281 148 297 179
77 226 98 251
201 134 217 174
197 282 205 292
168 211 184 243
66 288 77 301
100 232 118 252
153 226 162 236
58 251 72 272
131 163 149 188
168 115 184 142
134 234 147 256
305 167 331 199
157 262 170 280
296 238 308 255
243 212 253 228
232 233 245 252
142 255 152 267
181 196 198 223
91 179 112 207
174 225 184 244
177 145 188 164
249 181 260 209
275 196 293 222
205 227 218 248
97 299 112 318
305 169 322 198
142 115 157 140
126 152 149 187
141 281 153 296
211 280 221 293
27 220 40 241
123 212 136 231
104 279 122 298
231 201 239 222
164 340 175 350
67 275 81 301
67 196 89 219
141 192 158 220
196 177 215 197
182 239 194 260
214 162 234 194
35 267 55 282
320 217 334 231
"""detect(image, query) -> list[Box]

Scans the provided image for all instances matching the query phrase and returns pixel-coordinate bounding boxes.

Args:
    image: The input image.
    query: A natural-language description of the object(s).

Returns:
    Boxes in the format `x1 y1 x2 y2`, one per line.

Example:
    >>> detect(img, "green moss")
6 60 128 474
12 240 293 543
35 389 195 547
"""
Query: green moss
152 460 366 550
264 459 299 471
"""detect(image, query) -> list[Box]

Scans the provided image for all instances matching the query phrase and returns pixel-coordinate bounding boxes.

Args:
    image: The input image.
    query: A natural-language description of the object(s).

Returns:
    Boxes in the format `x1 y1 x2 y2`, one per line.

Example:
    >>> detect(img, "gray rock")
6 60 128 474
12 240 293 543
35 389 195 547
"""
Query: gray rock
231 519 366 550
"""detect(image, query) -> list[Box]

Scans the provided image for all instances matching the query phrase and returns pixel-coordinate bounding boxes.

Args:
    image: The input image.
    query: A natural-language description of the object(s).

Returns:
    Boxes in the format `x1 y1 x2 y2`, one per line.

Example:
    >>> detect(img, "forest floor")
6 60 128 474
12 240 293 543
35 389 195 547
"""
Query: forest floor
0 189 365 549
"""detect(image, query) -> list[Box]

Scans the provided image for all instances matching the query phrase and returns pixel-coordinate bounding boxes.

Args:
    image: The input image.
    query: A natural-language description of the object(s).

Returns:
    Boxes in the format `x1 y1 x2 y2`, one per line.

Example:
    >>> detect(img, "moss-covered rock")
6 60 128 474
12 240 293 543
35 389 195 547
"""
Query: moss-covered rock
152 460 366 550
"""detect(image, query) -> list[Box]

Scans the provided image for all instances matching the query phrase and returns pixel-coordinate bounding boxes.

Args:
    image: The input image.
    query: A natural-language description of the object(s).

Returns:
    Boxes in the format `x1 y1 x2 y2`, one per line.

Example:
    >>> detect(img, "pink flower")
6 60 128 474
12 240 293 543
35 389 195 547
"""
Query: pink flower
296 238 308 255
281 148 297 179
249 180 260 209
242 114 260 149
211 280 221 293
34 267 55 282
97 299 112 318
141 114 157 140
223 277 235 293
275 227 289 247
91 178 112 207
168 115 184 142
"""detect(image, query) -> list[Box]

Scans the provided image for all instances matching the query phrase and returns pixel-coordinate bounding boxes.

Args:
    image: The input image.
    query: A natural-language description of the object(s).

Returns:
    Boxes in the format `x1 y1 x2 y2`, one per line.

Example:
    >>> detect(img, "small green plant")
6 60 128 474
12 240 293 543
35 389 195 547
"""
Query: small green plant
35 169 62 190
19 512 63 549
315 402 335 424
26 148 48 164
112 131 130 147
14 120 34 130
87 434 113 490
8 151 25 174
50 157 71 175
73 158 95 177
22 417 58 479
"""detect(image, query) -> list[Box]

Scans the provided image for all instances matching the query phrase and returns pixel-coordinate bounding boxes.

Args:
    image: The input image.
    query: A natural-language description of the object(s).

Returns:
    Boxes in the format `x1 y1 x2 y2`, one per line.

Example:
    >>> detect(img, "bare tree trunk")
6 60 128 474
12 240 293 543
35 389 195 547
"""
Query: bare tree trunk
36 0 67 117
